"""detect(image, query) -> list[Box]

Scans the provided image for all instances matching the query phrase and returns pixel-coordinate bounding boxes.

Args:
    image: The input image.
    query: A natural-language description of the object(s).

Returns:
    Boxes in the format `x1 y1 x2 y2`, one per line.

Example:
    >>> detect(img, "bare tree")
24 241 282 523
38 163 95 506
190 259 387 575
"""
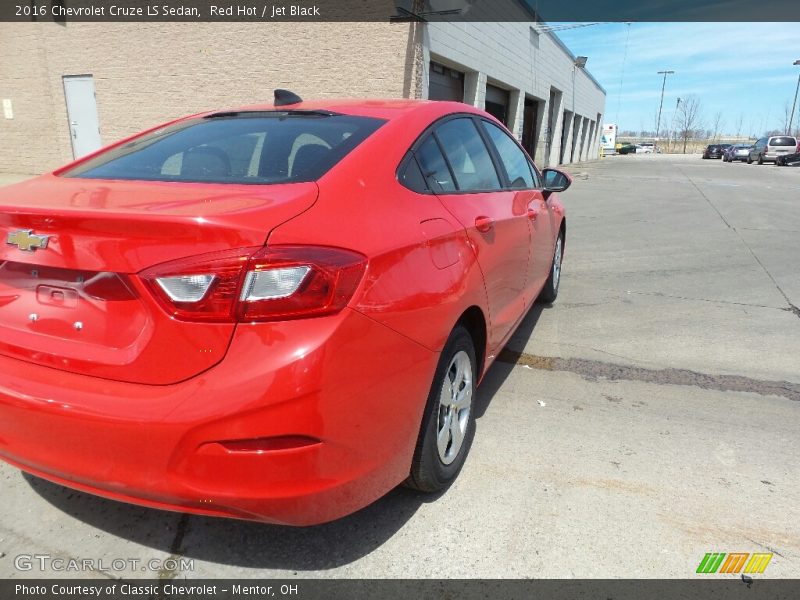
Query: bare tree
711 111 724 142
781 101 794 134
675 96 703 153
734 113 744 139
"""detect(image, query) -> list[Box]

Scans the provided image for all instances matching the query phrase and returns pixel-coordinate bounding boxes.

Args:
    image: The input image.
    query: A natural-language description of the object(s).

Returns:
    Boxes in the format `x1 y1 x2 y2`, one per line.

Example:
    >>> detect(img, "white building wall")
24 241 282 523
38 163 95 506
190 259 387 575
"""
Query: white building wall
422 20 606 167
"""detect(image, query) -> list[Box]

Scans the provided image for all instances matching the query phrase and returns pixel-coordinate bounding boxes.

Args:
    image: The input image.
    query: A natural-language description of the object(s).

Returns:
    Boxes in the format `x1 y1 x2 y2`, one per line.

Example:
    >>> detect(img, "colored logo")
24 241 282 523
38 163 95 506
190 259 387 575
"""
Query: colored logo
696 552 773 574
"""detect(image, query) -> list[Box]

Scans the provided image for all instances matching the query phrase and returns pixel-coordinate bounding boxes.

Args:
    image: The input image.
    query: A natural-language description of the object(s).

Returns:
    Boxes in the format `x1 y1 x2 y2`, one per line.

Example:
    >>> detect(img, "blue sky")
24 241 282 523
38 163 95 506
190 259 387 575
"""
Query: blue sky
554 23 800 137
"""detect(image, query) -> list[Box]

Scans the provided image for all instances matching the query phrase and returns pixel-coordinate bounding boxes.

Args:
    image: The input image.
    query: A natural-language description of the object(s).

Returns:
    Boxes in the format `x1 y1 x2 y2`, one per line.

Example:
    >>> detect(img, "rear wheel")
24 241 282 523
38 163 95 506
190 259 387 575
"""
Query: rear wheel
537 232 564 304
747 156 753 164
758 154 764 165
406 326 477 493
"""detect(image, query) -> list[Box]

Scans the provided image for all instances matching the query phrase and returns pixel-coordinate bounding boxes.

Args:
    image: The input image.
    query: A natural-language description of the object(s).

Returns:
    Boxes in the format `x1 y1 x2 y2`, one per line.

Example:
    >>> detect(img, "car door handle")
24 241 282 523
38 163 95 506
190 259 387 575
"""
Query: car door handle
474 216 494 233
527 208 539 221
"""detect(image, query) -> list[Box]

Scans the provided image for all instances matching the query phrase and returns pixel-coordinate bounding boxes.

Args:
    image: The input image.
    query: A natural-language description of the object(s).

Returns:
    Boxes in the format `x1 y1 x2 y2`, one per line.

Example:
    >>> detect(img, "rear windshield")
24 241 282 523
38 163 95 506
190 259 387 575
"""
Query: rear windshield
769 137 797 147
62 112 385 184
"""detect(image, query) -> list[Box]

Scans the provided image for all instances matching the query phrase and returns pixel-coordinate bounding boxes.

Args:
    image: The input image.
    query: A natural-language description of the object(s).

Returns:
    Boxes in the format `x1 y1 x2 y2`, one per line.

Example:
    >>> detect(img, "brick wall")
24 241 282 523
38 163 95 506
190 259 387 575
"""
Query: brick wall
0 22 415 174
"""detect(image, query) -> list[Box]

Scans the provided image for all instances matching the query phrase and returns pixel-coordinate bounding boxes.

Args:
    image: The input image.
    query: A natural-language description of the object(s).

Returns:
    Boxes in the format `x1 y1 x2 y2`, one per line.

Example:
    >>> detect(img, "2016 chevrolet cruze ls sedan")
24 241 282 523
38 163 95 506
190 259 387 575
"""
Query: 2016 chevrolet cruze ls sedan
0 92 570 525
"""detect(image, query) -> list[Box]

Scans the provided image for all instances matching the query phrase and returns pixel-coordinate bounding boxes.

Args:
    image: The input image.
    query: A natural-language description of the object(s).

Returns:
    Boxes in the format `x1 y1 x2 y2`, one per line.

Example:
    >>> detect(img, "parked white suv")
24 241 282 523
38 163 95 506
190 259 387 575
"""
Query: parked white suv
747 136 798 164
636 142 655 154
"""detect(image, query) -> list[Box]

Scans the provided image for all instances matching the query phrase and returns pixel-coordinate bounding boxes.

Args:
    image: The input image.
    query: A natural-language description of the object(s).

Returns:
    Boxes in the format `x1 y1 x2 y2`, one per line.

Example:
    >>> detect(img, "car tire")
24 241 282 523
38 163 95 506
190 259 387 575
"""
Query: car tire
537 232 564 304
758 155 763 165
747 156 753 164
405 325 477 493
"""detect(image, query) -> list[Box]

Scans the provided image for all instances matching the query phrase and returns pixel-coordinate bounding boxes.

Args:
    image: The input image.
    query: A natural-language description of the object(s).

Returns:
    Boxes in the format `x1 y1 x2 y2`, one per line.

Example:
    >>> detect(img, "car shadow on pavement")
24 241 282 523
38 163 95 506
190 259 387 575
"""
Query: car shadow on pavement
22 303 549 572
23 471 442 570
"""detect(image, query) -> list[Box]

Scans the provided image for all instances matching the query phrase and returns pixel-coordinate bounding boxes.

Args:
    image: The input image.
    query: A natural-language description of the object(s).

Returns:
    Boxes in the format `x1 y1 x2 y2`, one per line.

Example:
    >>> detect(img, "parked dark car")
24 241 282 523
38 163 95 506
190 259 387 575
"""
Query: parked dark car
702 144 730 159
776 152 800 166
617 143 638 155
723 143 753 162
775 139 800 166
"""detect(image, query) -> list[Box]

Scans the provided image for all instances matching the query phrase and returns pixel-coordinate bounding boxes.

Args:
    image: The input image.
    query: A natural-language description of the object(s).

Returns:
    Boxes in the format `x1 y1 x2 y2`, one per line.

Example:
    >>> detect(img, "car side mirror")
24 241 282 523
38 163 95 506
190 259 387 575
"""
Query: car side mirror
542 168 572 193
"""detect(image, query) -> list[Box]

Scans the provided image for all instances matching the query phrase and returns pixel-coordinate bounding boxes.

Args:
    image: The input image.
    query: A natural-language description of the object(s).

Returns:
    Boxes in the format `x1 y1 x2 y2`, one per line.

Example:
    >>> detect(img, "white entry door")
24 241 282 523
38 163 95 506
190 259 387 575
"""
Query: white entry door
63 75 101 159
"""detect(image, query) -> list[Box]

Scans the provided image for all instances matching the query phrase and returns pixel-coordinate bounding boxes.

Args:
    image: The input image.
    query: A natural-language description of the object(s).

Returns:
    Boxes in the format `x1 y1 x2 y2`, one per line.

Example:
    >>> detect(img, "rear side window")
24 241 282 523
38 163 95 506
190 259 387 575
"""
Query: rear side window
435 118 501 192
480 120 535 189
769 137 797 147
416 136 457 193
398 154 428 193
62 113 385 184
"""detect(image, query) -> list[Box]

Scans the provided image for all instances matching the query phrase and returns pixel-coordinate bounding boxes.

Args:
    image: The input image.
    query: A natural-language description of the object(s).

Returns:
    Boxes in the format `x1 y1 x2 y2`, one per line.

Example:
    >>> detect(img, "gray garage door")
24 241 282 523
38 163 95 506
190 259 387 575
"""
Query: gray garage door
484 84 510 126
428 61 464 102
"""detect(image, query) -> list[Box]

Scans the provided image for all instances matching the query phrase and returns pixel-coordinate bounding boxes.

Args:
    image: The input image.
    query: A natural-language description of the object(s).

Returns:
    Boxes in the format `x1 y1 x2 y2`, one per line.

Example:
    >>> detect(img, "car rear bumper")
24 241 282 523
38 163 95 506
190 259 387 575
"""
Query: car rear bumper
0 308 436 525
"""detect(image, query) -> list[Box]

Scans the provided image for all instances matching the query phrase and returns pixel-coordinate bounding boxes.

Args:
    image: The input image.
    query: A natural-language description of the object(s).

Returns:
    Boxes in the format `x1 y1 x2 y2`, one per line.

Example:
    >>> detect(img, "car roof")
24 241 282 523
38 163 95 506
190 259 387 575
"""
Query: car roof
199 99 483 122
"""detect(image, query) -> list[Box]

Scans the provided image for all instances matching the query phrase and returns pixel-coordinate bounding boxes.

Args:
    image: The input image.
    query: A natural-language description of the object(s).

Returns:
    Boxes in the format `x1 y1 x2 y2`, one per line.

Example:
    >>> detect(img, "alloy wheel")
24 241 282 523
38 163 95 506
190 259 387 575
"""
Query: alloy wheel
552 235 563 291
436 350 473 465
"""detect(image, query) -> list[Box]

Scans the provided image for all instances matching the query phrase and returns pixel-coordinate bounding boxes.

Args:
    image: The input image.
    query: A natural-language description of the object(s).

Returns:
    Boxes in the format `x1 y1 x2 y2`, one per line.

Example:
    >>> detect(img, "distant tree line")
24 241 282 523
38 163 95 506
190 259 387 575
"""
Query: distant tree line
618 95 800 153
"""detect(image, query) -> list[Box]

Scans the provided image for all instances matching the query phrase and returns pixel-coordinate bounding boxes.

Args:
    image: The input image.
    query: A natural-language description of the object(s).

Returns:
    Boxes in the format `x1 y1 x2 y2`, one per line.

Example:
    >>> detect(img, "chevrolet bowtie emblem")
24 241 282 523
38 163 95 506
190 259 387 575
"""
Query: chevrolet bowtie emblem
6 229 50 252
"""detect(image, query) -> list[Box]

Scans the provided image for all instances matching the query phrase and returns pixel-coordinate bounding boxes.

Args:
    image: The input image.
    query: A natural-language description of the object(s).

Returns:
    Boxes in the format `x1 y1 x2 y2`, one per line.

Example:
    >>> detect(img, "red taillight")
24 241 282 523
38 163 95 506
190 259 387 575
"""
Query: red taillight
239 246 367 322
140 246 367 323
140 248 253 322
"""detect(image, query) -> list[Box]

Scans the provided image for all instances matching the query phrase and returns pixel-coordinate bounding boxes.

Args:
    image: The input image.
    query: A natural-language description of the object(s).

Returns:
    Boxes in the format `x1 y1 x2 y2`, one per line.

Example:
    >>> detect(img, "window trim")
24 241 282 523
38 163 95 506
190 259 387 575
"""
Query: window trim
431 131 461 192
476 117 541 190
396 112 543 195
432 118 503 193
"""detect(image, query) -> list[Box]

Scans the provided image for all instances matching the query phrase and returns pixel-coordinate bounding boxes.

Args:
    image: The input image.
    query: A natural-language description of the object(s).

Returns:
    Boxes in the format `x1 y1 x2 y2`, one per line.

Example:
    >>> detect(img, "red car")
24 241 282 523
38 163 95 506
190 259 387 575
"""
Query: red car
0 92 569 525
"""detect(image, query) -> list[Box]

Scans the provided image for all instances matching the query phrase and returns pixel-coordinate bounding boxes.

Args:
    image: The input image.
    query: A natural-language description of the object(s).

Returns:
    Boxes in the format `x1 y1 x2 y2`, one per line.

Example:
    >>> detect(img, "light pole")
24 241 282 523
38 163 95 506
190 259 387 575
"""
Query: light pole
655 70 674 150
789 59 800 135
668 97 681 153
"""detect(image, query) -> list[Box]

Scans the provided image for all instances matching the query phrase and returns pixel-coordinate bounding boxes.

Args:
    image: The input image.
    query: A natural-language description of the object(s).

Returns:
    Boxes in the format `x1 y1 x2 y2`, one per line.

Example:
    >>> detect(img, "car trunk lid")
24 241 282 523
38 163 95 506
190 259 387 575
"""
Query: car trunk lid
0 175 318 384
